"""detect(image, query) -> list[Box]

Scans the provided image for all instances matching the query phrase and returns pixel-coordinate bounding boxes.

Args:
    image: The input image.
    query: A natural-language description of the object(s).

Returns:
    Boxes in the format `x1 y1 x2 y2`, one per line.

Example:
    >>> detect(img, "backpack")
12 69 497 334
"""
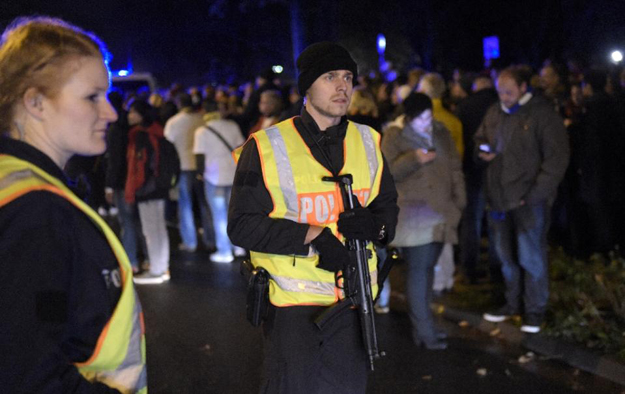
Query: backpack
131 134 180 200
155 137 181 189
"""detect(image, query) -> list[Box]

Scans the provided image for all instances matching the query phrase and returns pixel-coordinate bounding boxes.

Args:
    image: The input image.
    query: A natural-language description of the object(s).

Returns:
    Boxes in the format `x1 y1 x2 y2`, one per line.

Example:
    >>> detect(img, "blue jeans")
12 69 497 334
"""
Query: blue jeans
488 202 550 315
113 190 142 268
403 243 444 342
376 248 391 308
177 172 198 249
460 181 500 282
177 171 214 249
204 182 233 255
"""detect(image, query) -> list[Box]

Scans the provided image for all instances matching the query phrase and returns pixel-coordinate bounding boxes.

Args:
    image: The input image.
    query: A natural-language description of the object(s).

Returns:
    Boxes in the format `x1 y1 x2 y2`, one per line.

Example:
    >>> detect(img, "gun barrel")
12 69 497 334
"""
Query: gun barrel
321 173 386 370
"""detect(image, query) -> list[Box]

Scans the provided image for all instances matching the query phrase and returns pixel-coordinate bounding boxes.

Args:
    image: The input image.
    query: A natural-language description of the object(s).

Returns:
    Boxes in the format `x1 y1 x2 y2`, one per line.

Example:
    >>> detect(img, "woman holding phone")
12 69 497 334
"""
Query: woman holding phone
382 92 466 349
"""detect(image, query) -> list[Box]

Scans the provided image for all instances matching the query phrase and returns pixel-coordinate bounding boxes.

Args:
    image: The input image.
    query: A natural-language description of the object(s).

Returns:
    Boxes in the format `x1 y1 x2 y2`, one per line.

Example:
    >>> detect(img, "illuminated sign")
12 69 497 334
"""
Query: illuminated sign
483 36 500 60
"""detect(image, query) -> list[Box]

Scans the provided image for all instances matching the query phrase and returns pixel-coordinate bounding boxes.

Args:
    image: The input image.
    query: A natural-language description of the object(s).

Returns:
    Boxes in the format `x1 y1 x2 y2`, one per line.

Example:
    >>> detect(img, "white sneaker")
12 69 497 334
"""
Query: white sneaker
374 305 390 314
233 246 246 257
210 252 234 263
133 271 169 285
520 314 543 333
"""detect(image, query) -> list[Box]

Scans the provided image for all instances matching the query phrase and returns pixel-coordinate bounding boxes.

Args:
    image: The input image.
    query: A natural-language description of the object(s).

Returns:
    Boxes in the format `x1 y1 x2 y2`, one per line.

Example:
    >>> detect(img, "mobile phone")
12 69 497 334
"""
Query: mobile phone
479 144 492 153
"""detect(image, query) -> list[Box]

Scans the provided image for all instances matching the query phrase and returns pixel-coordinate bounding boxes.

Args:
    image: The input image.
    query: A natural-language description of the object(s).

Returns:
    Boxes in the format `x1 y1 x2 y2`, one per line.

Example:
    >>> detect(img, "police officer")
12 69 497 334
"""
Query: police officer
228 42 398 393
0 17 146 393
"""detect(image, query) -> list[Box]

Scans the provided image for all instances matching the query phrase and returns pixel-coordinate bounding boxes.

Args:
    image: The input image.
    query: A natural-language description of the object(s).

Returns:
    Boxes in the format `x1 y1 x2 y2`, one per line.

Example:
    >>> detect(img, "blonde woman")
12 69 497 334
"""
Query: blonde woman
0 17 146 393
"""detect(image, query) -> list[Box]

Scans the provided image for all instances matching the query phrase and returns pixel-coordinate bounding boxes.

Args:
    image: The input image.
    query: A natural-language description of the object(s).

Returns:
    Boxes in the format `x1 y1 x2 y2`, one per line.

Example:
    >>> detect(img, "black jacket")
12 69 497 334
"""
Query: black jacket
474 96 570 211
573 93 623 203
228 109 399 256
0 137 122 393
105 111 129 191
456 88 499 180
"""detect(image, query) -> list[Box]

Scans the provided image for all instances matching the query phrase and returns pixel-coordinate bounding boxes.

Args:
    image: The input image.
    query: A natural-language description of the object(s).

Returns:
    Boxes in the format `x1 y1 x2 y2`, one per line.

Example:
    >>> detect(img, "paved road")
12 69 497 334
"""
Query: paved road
136 248 625 394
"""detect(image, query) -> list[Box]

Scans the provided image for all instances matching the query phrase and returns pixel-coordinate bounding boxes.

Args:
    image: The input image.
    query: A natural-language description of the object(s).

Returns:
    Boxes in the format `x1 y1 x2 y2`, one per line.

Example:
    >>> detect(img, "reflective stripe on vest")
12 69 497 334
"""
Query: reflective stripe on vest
272 270 379 296
0 154 147 394
245 119 384 306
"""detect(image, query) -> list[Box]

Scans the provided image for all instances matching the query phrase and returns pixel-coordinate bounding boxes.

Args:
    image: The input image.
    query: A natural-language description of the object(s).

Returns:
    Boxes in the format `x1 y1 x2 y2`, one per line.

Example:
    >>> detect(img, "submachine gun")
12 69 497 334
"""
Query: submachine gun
315 174 384 371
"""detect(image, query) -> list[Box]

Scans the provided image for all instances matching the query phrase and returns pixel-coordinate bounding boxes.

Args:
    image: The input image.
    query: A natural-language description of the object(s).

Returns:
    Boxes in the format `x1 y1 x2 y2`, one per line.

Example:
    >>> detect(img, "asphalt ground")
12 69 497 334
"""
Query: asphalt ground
135 247 625 394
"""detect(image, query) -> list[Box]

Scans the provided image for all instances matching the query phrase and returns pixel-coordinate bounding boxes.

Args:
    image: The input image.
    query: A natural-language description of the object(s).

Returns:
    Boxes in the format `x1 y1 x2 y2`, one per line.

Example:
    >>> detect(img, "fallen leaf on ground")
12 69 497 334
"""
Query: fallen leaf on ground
476 368 487 376
436 305 445 314
458 320 469 327
518 352 535 364
489 328 501 337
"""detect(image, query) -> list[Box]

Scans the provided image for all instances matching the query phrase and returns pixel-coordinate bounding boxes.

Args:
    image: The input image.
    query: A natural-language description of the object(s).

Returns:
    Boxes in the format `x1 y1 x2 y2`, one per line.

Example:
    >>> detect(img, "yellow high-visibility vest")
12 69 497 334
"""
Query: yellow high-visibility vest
0 154 147 394
234 118 384 306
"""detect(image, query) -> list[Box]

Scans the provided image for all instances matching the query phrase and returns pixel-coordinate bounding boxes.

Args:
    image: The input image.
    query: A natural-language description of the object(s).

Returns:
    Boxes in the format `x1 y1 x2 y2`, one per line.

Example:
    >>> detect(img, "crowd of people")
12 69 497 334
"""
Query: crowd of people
83 48 625 339
3 13 625 394
96 55 625 287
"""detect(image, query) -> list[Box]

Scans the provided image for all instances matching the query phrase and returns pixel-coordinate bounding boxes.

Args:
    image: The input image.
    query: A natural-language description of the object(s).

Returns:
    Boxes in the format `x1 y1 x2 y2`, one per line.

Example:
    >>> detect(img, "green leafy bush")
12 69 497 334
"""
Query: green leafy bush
546 248 625 361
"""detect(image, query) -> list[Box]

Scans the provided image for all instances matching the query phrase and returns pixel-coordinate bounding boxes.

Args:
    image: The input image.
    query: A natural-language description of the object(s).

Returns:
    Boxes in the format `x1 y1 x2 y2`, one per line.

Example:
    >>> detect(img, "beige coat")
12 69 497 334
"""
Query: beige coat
382 120 466 247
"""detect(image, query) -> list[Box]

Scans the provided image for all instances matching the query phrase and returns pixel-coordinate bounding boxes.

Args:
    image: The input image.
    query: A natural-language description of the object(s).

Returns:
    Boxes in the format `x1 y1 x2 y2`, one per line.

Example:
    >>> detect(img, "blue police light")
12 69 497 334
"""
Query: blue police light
272 65 284 74
379 60 390 73
483 36 500 60
377 34 386 55
386 70 398 83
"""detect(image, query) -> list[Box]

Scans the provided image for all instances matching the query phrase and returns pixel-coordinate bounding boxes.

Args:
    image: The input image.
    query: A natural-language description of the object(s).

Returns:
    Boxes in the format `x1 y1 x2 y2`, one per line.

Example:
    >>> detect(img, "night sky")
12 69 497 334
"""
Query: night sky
1 0 624 87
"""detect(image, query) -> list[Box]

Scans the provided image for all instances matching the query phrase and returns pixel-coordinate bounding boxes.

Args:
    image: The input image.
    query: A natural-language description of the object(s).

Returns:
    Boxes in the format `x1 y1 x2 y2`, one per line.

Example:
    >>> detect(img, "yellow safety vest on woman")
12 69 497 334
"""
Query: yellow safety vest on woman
235 118 384 307
0 154 147 394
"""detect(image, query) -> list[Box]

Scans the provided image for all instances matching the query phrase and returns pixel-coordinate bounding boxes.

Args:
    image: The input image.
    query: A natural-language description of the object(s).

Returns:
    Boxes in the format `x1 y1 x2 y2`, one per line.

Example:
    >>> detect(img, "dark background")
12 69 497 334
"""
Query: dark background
2 0 624 86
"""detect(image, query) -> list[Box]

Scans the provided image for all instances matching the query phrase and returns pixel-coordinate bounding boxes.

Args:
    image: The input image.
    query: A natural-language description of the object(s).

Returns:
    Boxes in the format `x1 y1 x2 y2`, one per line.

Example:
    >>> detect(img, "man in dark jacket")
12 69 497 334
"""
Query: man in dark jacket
475 65 569 333
571 69 623 254
456 75 499 283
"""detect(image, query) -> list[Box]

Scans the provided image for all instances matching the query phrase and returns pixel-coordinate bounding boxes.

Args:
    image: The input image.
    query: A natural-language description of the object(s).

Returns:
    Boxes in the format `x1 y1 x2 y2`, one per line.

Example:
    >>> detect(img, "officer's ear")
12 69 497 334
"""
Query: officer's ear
22 88 45 120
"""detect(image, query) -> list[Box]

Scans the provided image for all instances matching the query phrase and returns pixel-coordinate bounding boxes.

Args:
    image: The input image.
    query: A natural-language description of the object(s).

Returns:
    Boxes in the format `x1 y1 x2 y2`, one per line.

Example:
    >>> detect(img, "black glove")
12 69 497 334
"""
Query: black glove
311 227 351 273
337 203 378 241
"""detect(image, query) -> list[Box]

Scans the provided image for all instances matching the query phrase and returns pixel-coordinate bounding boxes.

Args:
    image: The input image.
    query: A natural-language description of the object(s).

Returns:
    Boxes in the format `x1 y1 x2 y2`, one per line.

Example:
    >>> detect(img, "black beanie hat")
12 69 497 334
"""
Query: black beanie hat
296 42 358 96
403 92 433 119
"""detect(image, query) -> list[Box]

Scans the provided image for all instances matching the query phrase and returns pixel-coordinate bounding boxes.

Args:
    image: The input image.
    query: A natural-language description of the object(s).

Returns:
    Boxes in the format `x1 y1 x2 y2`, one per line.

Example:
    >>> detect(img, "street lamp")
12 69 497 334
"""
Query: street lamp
377 34 386 56
611 50 623 64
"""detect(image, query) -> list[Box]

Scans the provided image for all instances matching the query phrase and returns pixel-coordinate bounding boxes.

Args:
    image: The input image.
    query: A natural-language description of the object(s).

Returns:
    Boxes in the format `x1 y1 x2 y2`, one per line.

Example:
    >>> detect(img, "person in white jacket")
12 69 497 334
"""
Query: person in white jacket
194 100 245 262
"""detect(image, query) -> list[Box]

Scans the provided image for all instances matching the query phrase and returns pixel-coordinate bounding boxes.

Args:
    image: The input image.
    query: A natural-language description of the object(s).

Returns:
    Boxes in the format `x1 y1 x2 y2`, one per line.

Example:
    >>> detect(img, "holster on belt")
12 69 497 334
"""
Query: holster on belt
240 259 270 327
